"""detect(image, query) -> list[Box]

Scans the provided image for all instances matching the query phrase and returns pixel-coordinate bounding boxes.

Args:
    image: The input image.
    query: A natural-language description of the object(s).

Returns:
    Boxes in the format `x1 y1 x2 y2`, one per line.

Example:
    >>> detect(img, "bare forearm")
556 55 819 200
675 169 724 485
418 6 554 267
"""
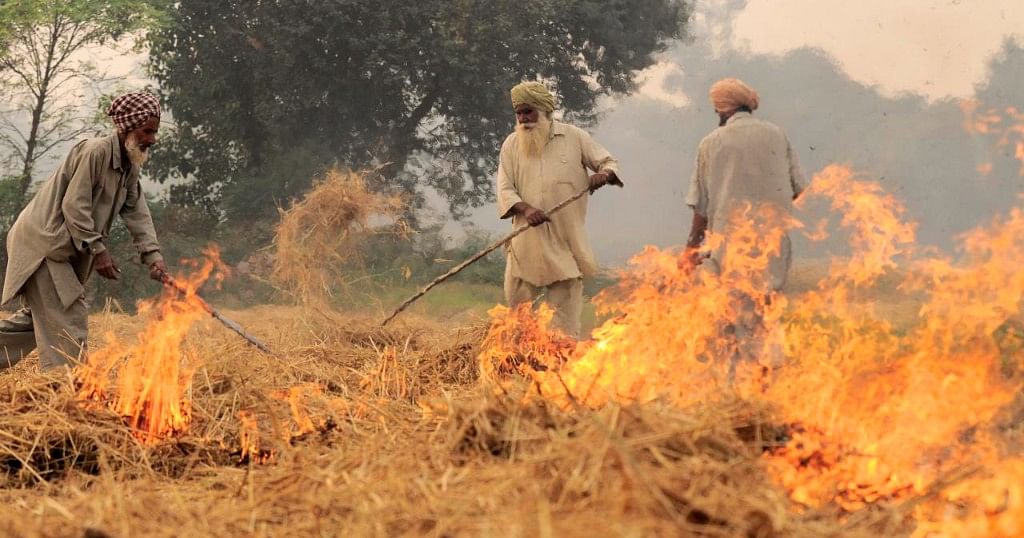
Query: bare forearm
511 201 531 215
686 212 708 249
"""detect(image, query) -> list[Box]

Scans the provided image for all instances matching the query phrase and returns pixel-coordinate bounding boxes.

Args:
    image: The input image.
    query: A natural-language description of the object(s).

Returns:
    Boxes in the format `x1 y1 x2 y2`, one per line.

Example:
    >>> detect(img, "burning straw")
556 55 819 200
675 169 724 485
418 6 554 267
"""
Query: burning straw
5 161 1023 537
76 247 229 445
477 164 1024 536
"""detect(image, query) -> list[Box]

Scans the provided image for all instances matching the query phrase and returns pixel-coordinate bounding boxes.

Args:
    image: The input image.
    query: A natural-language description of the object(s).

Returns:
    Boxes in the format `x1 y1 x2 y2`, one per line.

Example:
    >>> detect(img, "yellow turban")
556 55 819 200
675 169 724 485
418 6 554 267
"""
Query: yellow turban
709 78 759 113
510 81 556 113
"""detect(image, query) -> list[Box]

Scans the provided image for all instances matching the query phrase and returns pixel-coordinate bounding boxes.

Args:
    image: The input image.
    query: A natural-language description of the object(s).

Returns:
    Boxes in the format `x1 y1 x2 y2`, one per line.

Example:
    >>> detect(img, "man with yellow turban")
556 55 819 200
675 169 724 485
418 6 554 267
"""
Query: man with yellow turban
0 91 168 371
684 78 807 374
496 81 621 338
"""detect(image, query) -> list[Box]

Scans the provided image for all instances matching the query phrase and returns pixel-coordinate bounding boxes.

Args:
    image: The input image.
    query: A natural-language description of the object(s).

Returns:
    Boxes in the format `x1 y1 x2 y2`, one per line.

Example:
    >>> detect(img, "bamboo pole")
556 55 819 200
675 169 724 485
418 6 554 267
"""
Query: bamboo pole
161 274 276 355
381 183 604 327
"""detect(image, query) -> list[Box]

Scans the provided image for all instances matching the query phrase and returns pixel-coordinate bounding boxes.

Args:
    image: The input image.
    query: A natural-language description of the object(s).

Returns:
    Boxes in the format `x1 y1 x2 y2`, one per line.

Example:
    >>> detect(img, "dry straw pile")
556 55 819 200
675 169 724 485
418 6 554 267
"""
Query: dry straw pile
1 306 904 538
0 168 944 537
270 168 404 309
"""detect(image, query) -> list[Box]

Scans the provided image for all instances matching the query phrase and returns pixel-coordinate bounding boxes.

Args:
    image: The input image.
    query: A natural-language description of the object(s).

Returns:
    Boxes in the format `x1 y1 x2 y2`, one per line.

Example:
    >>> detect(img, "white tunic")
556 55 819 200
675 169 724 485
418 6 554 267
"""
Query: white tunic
496 122 620 287
686 112 807 290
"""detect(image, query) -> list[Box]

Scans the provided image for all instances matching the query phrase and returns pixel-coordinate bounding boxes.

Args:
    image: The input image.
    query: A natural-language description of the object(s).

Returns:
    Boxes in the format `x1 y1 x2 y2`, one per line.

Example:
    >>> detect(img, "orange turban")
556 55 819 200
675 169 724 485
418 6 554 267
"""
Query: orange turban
709 78 759 113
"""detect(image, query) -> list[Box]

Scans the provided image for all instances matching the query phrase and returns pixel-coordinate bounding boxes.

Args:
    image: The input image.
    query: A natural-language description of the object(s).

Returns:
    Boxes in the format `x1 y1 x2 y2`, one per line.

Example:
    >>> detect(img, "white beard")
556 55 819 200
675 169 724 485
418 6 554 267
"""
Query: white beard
125 131 150 168
516 116 552 160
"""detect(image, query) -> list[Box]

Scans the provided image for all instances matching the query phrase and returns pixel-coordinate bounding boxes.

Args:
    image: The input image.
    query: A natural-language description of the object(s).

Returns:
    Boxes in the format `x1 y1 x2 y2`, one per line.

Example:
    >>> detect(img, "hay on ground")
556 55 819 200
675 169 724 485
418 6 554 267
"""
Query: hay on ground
1 307 914 538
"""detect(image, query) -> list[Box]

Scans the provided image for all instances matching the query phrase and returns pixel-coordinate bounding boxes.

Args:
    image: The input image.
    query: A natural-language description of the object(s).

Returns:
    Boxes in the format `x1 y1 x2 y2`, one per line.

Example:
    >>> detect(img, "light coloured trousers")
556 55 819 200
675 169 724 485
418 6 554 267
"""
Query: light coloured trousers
0 263 87 371
504 271 584 339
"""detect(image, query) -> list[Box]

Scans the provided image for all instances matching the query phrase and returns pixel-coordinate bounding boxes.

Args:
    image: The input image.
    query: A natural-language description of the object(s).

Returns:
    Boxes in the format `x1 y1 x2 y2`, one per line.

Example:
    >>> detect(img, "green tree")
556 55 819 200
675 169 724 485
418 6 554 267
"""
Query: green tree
0 0 160 291
148 0 692 236
0 0 159 203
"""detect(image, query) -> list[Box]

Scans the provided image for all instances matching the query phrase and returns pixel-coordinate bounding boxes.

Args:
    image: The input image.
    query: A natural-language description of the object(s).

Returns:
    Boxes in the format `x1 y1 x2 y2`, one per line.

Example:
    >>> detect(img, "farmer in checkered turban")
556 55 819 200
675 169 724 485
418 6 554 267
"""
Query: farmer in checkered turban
0 91 168 372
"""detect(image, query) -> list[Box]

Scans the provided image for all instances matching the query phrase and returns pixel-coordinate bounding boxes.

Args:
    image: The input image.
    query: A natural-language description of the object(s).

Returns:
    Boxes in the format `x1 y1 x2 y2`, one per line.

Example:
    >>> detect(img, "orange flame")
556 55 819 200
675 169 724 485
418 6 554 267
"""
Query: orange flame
237 410 272 463
270 383 325 440
479 164 1024 533
961 99 1024 177
77 247 227 444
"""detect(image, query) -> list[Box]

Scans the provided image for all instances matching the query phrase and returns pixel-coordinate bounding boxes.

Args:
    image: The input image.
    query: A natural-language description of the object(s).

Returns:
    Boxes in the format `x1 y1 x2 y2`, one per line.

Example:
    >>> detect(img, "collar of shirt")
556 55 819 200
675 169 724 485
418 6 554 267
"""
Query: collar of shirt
726 111 753 126
549 121 569 140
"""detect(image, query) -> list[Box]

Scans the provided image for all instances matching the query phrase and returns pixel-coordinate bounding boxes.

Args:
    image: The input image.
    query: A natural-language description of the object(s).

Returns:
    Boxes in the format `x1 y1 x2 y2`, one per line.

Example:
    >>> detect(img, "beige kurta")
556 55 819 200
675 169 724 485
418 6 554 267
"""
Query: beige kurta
496 121 620 287
685 112 807 291
2 132 163 309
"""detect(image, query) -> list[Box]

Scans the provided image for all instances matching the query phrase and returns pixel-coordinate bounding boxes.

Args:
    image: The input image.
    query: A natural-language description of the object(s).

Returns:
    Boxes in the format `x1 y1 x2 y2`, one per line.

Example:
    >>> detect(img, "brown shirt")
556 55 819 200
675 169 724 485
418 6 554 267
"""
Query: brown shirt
3 132 163 308
496 121 620 287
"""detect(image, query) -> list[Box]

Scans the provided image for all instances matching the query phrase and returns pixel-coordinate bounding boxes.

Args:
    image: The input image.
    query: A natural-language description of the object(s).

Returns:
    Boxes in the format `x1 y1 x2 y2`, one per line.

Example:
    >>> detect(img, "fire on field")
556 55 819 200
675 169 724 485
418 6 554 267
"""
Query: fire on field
1 162 1024 537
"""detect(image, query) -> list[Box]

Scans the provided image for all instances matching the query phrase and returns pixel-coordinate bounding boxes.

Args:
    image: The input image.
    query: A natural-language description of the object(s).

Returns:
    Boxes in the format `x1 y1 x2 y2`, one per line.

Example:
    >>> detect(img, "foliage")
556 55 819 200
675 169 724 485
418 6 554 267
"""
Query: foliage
147 0 692 238
0 0 160 195
0 0 162 291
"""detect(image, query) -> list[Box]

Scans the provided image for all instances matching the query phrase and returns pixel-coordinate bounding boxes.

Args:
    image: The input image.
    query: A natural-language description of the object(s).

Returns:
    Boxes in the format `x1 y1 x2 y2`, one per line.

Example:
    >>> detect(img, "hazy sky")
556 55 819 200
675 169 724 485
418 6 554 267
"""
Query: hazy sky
632 0 1024 109
730 0 1024 101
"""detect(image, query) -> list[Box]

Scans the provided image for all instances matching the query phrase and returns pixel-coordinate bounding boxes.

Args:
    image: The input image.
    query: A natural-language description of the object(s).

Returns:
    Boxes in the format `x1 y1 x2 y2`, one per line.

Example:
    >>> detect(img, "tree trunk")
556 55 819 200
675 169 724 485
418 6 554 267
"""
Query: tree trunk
17 16 61 205
17 90 47 202
379 77 443 179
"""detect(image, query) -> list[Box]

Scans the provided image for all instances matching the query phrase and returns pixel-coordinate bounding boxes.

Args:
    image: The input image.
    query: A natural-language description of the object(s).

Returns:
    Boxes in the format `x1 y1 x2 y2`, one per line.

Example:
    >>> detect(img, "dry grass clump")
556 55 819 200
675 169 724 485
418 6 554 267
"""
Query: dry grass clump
0 305 916 538
270 168 405 308
421 386 906 537
0 378 144 488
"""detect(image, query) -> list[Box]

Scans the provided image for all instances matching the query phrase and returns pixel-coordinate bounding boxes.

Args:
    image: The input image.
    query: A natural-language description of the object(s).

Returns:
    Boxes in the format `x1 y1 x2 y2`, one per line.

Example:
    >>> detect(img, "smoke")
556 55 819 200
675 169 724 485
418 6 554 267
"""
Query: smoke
464 2 1024 269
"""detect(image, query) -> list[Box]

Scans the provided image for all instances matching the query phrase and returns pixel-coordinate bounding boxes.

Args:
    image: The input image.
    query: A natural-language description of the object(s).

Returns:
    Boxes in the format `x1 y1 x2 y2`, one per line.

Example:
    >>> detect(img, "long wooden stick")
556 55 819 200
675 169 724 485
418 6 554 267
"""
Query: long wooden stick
161 275 276 355
381 184 599 327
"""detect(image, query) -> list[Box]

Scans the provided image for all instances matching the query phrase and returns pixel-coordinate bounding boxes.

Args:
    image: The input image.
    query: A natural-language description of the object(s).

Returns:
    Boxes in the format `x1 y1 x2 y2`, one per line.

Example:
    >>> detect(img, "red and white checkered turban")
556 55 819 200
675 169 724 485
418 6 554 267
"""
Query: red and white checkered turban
107 92 161 133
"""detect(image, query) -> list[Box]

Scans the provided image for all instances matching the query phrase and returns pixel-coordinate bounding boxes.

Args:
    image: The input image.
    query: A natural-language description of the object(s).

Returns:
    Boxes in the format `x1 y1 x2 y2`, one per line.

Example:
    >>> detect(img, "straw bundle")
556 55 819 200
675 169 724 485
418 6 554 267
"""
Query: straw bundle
270 169 404 308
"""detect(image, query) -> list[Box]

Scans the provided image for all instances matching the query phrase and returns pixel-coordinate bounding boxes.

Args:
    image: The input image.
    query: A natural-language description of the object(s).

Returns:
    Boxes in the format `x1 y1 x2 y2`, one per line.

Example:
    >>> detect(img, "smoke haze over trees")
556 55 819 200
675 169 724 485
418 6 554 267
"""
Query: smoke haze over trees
526 1 1024 264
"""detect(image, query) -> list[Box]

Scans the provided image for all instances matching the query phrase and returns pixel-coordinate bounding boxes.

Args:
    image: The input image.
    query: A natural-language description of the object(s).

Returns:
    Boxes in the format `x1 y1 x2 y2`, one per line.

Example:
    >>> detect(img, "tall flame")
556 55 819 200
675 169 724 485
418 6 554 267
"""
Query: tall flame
77 247 226 444
479 164 1024 533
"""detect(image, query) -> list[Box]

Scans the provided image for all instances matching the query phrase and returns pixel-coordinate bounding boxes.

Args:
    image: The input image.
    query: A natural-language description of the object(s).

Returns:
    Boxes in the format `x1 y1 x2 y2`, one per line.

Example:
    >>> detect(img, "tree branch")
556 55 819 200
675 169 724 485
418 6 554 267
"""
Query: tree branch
36 125 91 159
0 60 40 99
23 25 44 83
0 114 29 144
0 130 27 159
52 21 89 72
